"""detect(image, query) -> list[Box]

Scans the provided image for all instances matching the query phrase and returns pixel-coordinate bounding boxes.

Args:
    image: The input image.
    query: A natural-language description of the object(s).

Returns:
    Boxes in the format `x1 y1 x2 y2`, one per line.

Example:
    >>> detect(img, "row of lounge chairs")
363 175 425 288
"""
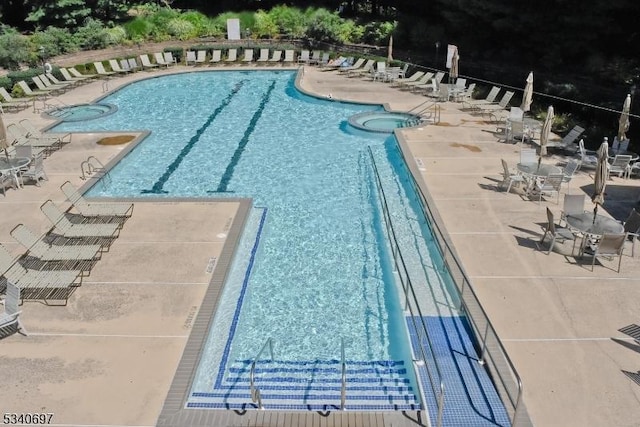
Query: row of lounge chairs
0 182 133 310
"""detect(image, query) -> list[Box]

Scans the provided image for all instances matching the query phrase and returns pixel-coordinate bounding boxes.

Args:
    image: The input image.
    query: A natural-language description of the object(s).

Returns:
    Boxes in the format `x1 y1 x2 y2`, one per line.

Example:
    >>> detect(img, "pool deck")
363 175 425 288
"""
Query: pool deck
1 64 640 427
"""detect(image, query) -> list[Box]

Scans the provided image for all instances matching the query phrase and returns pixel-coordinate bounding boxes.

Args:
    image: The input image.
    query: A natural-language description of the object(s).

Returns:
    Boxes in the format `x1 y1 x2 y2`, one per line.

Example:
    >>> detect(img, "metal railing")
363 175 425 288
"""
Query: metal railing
340 337 346 410
249 337 274 410
367 147 445 427
400 146 527 426
80 156 111 189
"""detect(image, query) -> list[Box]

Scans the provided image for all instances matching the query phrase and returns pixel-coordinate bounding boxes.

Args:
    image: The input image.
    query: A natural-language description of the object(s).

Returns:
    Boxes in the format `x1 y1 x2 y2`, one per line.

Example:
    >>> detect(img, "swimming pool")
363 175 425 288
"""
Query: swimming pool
52 70 509 424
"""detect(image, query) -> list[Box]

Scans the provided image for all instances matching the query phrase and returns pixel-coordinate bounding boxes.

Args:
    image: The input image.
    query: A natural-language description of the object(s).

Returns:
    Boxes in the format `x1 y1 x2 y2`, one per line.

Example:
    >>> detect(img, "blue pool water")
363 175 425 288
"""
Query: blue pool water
52 70 510 424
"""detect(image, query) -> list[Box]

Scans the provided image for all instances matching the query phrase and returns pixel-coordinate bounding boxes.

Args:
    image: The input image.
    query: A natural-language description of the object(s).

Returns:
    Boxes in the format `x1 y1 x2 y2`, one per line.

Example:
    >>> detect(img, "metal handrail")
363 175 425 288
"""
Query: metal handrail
367 147 445 426
249 337 274 410
401 146 525 425
340 337 346 410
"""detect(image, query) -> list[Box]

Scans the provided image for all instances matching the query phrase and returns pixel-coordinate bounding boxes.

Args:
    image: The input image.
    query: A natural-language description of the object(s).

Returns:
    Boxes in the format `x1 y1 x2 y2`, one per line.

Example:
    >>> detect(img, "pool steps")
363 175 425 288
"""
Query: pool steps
188 359 420 410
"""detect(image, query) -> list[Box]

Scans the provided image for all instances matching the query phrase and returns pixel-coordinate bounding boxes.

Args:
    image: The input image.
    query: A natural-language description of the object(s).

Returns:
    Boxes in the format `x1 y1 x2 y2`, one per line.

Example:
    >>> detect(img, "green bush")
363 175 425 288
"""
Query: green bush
338 20 364 44
268 5 307 38
253 10 278 39
166 18 197 41
31 27 78 58
6 68 43 89
0 32 31 70
0 76 12 91
124 17 155 41
105 26 127 45
306 9 344 44
74 18 109 50
361 21 396 45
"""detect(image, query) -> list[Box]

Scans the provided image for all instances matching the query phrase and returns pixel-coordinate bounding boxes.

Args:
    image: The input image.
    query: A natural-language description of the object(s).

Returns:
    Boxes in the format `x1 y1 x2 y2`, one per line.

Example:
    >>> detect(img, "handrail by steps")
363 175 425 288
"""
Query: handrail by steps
249 337 274 410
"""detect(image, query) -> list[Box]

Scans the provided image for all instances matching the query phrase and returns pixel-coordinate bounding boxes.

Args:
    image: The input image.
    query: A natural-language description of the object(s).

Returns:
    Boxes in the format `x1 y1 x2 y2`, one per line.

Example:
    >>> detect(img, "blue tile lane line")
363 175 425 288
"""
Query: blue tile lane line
213 207 268 389
186 402 419 410
212 80 277 193
228 366 407 375
142 80 247 194
407 316 511 427
222 375 410 384
191 385 413 395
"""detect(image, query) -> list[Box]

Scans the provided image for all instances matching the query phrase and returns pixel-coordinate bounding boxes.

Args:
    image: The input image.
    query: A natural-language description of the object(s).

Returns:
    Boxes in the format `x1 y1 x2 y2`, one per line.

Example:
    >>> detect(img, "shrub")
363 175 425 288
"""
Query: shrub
305 9 344 44
0 33 31 70
337 19 364 44
361 21 396 45
166 18 197 41
268 6 307 38
31 27 78 58
6 68 43 90
105 26 127 45
74 18 109 50
253 10 278 39
0 76 12 91
124 17 155 41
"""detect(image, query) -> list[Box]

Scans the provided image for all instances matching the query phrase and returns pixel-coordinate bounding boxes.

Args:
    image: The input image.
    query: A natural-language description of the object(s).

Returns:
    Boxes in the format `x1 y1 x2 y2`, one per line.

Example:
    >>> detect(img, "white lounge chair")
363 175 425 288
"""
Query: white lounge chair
545 125 585 152
68 67 97 80
242 49 254 63
268 50 282 64
0 282 27 336
163 52 177 66
40 200 122 239
257 48 270 63
209 50 221 64
17 80 50 98
31 75 63 95
0 87 30 111
61 181 134 218
93 62 116 78
139 54 159 70
19 118 71 149
127 58 140 72
338 58 365 74
298 50 310 64
225 49 237 63
108 59 129 74
283 50 295 64
185 51 197 65
154 52 170 67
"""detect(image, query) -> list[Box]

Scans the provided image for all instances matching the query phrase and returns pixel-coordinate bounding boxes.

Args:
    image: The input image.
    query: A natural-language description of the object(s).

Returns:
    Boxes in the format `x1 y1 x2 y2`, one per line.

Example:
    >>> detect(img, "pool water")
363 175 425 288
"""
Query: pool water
348 111 422 132
45 103 116 121
51 71 509 422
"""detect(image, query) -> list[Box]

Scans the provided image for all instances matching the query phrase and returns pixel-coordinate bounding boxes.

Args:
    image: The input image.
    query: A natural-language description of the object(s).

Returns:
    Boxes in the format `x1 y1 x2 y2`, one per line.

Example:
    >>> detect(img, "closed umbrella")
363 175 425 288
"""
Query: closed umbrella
521 71 534 112
591 139 609 223
0 114 9 159
618 93 631 141
450 48 459 80
540 105 554 156
387 35 393 63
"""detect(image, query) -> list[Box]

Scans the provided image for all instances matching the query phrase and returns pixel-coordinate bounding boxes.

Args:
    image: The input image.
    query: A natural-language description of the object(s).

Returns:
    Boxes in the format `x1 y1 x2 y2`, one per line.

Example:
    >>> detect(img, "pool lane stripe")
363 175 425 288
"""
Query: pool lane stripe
210 80 277 193
142 80 247 194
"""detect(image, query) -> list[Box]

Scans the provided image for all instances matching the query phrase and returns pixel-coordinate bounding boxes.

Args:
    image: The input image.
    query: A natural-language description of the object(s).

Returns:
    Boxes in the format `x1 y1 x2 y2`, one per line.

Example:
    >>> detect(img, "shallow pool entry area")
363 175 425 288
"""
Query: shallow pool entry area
348 111 422 133
45 103 117 122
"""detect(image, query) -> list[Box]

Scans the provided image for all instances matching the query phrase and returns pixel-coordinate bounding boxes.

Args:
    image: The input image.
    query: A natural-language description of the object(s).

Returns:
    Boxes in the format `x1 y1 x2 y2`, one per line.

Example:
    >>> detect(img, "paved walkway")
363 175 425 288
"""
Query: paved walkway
0 64 639 426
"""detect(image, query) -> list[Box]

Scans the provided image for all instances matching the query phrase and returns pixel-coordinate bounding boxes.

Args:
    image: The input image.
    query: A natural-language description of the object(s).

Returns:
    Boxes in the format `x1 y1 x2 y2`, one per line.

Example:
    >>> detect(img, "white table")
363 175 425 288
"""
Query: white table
0 157 30 189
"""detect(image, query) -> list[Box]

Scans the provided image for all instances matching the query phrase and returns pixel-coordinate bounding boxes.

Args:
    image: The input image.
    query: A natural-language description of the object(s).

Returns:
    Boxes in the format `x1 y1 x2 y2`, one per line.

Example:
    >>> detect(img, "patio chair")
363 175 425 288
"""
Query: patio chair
127 58 140 72
500 159 526 193
268 50 282 64
559 193 586 226
119 59 132 73
560 159 580 192
36 74 71 94
108 59 129 74
14 144 46 162
576 139 599 170
371 62 387 81
0 87 31 111
40 200 122 239
139 54 159 70
590 233 626 272
308 51 322 65
19 152 47 186
298 50 310 64
539 207 577 255
153 52 170 67
185 51 197 65
61 181 134 218
195 50 207 64
609 154 632 179
0 282 27 337
534 173 564 204
31 75 63 95
0 243 81 304
93 61 116 77
257 48 270 63
242 49 254 64
622 208 640 257
318 52 330 67
163 52 178 66
546 126 585 152
461 86 501 111
520 148 537 164
477 91 515 118
225 48 238 63
283 50 295 64
10 224 103 272
208 50 221 64
0 172 15 196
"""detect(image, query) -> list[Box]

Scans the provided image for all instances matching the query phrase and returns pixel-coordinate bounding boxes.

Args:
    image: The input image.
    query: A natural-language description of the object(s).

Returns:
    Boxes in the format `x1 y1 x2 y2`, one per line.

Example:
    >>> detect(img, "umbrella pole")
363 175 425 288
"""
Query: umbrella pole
593 205 598 224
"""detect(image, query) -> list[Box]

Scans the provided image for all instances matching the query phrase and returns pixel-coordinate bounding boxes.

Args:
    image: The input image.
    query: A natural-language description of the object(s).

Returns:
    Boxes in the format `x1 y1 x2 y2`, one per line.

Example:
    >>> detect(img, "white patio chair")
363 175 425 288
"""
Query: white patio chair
0 282 27 337
185 51 197 66
590 233 626 272
539 207 577 255
561 159 580 192
139 54 159 70
534 173 564 204
520 148 537 164
225 48 237 63
559 193 586 227
195 50 207 64
609 154 632 179
19 153 48 186
500 159 526 193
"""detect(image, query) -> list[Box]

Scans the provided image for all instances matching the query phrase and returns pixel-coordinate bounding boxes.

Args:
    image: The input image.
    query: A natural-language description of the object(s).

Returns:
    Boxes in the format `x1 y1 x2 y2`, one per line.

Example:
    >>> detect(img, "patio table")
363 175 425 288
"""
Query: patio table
565 212 625 256
0 156 30 189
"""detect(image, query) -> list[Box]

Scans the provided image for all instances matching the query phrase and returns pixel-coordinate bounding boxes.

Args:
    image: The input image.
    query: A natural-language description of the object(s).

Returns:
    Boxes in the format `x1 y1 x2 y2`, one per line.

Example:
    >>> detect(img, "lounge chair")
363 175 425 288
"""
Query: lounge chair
17 80 49 98
61 181 134 218
108 59 129 74
40 200 123 239
347 59 375 78
163 52 178 66
0 87 30 111
609 155 633 179
225 49 237 63
392 71 424 87
154 52 172 67
127 58 140 72
31 75 63 95
575 139 599 170
139 54 159 70
59 68 88 85
283 50 295 64
402 72 434 91
338 58 365 74
321 56 348 71
477 91 515 121
6 123 60 156
68 67 97 80
309 51 322 65
461 86 502 111
318 52 330 67
119 59 132 73
268 50 282 64
298 50 310 64
0 243 80 305
209 50 221 64
11 224 103 272
195 50 207 64
19 118 71 148
257 48 270 63
545 125 585 152
93 61 116 77
0 282 27 337
38 74 72 93
185 51 197 65
242 49 254 64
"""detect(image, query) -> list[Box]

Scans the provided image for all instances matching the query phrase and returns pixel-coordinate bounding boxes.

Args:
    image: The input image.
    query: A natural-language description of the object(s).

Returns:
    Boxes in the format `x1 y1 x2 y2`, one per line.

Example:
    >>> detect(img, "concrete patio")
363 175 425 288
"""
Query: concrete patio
0 63 639 426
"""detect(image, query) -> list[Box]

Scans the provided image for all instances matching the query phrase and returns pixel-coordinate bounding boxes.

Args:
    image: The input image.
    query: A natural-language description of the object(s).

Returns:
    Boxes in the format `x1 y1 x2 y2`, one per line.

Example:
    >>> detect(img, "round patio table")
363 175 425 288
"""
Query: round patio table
516 162 562 178
565 212 624 256
0 156 30 189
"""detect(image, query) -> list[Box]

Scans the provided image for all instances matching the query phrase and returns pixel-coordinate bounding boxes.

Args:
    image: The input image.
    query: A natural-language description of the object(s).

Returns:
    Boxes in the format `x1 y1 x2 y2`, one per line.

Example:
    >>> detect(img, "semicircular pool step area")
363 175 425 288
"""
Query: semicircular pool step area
187 359 421 411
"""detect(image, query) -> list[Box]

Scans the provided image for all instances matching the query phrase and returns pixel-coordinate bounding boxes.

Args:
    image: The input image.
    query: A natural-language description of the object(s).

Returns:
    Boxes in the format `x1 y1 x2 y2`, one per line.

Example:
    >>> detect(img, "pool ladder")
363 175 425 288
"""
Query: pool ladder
406 100 441 125
80 156 111 188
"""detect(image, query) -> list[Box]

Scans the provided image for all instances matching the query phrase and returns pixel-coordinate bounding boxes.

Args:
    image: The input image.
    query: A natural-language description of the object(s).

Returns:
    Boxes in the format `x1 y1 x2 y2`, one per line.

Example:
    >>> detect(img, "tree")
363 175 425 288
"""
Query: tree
25 0 92 29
